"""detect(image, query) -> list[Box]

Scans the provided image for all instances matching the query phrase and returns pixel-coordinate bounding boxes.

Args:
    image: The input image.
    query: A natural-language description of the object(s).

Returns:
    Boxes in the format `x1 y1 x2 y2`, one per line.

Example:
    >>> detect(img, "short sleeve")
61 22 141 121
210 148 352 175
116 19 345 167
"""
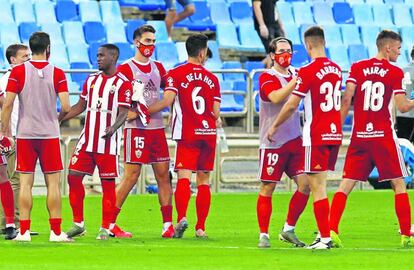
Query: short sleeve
213 74 221 103
164 70 179 94
118 81 132 108
346 63 358 85
292 67 310 98
393 67 406 95
155 61 167 88
7 65 24 94
80 81 88 100
117 64 134 82
259 72 282 101
54 67 68 93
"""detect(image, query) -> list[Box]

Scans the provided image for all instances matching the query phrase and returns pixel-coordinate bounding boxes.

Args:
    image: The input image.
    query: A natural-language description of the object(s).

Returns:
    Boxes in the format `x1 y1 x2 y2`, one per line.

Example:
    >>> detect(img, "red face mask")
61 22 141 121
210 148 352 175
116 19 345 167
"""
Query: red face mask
138 42 155 58
273 52 292 68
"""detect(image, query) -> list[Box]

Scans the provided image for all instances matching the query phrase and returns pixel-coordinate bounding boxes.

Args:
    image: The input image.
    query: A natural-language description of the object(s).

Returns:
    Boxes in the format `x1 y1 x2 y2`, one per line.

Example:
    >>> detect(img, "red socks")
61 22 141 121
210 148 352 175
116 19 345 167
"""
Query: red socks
101 179 116 229
329 192 348 234
20 219 30 234
195 185 211 231
0 181 14 224
286 191 309 227
161 205 173 223
112 207 121 224
50 218 62 235
175 178 191 222
257 194 272 234
395 193 411 237
68 174 85 223
314 198 330 238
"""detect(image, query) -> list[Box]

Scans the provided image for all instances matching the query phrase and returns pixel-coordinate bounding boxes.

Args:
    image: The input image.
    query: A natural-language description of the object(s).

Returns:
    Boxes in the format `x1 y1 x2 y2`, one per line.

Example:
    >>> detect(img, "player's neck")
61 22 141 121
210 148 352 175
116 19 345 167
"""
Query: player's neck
31 54 47 61
188 57 203 65
310 48 326 60
134 53 150 64
375 52 389 61
102 66 117 77
272 65 289 75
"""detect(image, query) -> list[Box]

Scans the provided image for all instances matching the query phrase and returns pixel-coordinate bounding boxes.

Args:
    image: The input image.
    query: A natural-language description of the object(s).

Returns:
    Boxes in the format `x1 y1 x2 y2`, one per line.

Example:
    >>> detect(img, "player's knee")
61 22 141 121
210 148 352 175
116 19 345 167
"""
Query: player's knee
391 178 407 194
297 184 310 195
260 183 276 195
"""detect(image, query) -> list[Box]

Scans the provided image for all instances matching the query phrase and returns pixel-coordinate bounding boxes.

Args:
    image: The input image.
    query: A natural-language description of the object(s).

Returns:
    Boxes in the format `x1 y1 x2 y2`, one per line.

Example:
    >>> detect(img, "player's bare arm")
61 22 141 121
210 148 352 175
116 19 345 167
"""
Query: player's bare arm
267 77 297 104
340 82 356 124
394 93 414 113
60 98 87 122
148 90 176 115
213 101 220 120
57 92 71 122
266 94 301 142
102 106 129 139
1 92 16 136
0 95 4 109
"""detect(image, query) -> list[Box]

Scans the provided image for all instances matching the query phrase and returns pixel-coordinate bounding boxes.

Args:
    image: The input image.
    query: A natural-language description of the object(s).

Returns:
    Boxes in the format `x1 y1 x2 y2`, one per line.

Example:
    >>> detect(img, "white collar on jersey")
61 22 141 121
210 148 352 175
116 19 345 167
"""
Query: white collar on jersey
271 66 292 78
132 58 150 66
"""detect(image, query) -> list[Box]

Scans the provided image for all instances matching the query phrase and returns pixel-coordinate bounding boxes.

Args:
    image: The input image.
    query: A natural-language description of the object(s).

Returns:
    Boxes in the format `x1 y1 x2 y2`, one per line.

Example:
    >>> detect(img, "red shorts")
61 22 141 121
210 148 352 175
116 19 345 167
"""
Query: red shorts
343 139 408 182
304 144 340 173
16 138 63 173
175 138 216 171
258 137 304 182
124 128 170 164
69 150 119 178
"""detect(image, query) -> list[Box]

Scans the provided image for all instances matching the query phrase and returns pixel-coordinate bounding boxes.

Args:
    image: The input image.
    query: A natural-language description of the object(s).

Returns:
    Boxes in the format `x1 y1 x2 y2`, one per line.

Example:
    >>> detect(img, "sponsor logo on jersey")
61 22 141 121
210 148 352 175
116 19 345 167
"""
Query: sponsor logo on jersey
177 162 183 168
330 123 337 134
366 122 373 132
266 166 274 175
202 120 209 129
314 164 322 170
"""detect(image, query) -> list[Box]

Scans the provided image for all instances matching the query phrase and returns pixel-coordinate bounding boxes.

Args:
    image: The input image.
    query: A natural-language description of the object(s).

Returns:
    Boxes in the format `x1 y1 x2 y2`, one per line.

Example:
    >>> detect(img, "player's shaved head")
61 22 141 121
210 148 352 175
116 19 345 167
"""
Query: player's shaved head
29 32 50 55
268 37 292 53
133 24 156 40
186 34 208 58
376 30 402 50
100 44 120 62
304 26 325 47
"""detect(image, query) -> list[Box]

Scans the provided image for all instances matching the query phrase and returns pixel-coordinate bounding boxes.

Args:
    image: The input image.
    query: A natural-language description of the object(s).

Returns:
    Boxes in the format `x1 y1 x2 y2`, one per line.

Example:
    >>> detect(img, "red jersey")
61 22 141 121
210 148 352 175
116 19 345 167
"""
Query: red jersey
346 58 405 141
292 57 343 146
165 62 221 140
77 71 132 155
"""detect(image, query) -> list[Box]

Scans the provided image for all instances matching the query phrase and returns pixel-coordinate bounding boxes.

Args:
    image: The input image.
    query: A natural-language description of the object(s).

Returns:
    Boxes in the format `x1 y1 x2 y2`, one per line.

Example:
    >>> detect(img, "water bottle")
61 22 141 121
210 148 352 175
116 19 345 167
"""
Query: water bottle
217 127 229 153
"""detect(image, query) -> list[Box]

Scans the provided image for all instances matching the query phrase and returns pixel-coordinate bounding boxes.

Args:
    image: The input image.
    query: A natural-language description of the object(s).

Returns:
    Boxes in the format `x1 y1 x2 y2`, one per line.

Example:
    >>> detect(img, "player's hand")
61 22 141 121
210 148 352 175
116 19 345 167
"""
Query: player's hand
266 126 277 143
127 110 139 122
102 126 115 139
216 117 223 128
132 79 145 102
259 25 269 38
137 102 151 126
0 136 14 155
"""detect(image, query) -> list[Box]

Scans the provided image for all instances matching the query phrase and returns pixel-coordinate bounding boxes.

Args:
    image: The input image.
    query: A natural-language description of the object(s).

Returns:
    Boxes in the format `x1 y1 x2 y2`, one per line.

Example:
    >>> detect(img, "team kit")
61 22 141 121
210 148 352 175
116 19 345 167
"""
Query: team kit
0 24 412 250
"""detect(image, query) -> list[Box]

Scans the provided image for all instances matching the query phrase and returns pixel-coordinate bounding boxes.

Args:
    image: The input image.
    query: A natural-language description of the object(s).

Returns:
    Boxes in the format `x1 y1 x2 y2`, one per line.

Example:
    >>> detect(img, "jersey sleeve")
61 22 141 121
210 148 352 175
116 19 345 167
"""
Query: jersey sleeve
118 81 132 108
117 64 134 82
346 63 358 85
213 74 221 103
155 61 167 89
259 72 282 101
292 67 310 98
80 80 88 100
54 67 68 93
7 65 24 94
393 68 406 95
164 70 179 94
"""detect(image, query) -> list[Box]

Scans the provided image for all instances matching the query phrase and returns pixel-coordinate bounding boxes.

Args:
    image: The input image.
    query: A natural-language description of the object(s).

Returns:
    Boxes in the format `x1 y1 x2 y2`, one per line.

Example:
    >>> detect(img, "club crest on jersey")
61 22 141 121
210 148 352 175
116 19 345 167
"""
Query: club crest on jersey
135 150 142 158
266 166 274 175
71 156 78 165
295 77 302 90
109 85 116 94
96 99 102 110
125 90 131 102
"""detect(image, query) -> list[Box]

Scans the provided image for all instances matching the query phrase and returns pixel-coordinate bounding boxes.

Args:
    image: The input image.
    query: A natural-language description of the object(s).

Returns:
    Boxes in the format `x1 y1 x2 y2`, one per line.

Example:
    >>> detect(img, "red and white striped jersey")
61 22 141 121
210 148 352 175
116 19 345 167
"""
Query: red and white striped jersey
76 71 132 155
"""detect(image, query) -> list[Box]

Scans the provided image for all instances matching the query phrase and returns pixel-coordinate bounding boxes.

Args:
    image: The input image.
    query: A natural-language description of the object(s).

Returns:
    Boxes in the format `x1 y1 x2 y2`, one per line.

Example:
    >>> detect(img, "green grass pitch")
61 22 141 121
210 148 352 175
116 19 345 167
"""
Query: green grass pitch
1 190 413 269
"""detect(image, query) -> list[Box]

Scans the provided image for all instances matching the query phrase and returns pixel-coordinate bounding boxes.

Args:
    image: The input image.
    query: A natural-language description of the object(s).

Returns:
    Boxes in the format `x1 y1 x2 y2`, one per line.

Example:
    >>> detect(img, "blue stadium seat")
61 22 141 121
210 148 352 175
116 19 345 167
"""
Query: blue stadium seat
84 22 107 44
233 80 247 92
353 4 374 26
49 43 70 70
70 62 91 87
155 41 178 70
360 26 380 48
0 1 14 24
34 1 57 24
385 0 404 3
0 47 5 69
341 25 362 46
349 44 368 63
216 23 241 50
229 1 253 25
210 2 232 24
63 21 87 45
126 19 146 43
238 24 265 52
13 0 36 24
19 22 39 43
56 0 78 22
324 25 343 47
106 22 127 43
347 0 365 4
313 2 335 25
88 42 102 66
220 81 233 91
175 42 187 63
343 115 353 132
114 42 134 63
147 20 169 42
244 61 264 73
299 24 313 43
400 26 414 48
283 23 301 45
292 44 309 67
79 0 101 23
372 4 394 27
276 2 295 25
328 45 350 70
292 2 314 25
367 45 377 58
41 23 64 44
222 61 245 81
188 1 215 31
0 23 20 47
333 2 354 24
365 0 385 4
207 40 222 66
393 4 413 26
135 0 166 11
67 43 90 64
220 94 244 112
100 0 124 25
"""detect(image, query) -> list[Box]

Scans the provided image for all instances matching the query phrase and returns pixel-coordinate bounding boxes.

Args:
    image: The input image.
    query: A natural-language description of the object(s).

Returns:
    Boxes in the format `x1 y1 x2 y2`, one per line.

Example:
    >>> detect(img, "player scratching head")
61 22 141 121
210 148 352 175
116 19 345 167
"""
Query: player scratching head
376 30 402 63
133 24 156 62
97 44 120 77
303 26 326 60
29 31 50 61
186 33 209 66
5 44 30 67
268 37 293 73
